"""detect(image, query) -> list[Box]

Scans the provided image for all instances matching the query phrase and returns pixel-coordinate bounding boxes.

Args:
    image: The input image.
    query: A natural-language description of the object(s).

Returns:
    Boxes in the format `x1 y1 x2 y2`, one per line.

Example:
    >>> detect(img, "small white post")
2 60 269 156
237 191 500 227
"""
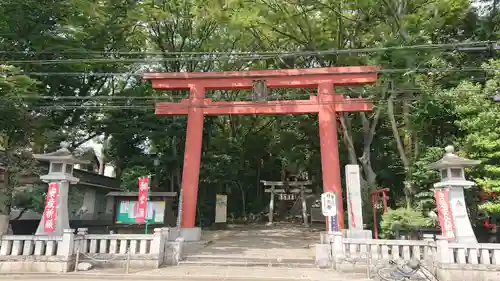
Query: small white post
300 186 308 227
268 186 275 225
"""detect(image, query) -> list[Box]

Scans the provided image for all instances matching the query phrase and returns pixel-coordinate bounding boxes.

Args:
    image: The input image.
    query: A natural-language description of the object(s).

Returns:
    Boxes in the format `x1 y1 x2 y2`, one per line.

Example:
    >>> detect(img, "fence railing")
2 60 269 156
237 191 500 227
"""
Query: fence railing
0 227 184 273
343 238 437 262
0 235 62 256
78 233 154 255
321 232 500 281
447 242 500 265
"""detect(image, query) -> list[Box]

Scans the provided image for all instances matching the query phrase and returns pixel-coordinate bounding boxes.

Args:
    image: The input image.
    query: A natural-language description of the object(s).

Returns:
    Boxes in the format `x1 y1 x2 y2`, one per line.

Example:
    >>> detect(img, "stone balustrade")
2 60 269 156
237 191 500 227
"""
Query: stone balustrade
0 229 73 272
0 227 184 273
0 234 62 256
316 232 500 281
78 233 154 255
447 242 500 265
343 238 437 263
439 240 500 281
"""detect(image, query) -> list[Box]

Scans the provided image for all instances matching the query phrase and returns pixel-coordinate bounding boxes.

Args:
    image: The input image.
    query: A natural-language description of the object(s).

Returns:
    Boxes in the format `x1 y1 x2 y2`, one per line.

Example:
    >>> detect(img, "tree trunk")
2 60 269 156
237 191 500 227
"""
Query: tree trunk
98 146 106 175
359 105 383 190
0 168 12 234
256 159 262 210
172 135 178 192
387 93 413 207
339 114 358 165
238 183 247 220
170 174 175 193
176 167 182 193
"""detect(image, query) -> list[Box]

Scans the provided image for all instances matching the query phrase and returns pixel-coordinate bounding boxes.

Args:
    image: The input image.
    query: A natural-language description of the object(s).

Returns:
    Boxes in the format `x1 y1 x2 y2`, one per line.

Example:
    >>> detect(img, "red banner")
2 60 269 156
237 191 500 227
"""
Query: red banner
136 176 150 223
43 182 60 233
435 188 455 240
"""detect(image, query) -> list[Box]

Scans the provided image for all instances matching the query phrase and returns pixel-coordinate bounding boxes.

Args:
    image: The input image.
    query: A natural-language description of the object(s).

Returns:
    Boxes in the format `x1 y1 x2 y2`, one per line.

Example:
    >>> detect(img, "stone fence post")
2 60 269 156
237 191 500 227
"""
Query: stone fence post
150 228 167 267
435 236 452 281
331 232 345 260
76 228 88 251
56 229 75 272
77 228 88 235
436 236 451 264
315 231 344 268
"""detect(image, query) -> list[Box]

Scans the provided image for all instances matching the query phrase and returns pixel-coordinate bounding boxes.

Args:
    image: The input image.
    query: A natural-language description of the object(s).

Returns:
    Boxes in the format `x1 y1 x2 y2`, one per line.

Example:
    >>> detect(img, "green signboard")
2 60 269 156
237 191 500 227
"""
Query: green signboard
115 200 166 224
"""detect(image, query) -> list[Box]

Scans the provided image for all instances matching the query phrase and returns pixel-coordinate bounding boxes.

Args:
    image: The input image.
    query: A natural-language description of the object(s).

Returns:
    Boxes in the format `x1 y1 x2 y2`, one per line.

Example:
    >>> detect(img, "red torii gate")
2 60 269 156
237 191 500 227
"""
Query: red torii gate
144 66 379 231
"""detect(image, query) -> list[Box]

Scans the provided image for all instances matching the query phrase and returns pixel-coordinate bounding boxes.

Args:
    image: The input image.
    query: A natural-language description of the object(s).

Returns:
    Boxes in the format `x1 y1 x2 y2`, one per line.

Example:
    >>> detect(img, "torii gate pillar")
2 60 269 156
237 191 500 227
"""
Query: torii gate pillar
144 66 379 233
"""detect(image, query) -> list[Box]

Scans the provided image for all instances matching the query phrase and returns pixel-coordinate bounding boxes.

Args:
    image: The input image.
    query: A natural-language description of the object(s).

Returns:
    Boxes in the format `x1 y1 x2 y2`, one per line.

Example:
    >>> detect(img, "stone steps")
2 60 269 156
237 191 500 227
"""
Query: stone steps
180 254 316 268
181 241 212 256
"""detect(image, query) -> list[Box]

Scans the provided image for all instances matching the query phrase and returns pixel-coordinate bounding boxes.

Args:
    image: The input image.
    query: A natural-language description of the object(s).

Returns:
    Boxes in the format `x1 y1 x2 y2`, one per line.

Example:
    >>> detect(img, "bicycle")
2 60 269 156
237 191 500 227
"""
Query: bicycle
377 259 439 281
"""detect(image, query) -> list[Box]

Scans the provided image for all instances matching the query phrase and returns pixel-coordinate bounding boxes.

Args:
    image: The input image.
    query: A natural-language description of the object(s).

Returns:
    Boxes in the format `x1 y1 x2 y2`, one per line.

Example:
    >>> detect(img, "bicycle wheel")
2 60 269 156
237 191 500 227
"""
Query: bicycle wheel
418 265 439 281
377 267 406 281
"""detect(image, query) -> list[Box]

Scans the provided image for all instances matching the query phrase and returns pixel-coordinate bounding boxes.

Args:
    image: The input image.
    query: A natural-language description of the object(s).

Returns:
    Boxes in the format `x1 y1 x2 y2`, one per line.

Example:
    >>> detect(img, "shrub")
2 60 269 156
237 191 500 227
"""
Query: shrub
380 207 432 239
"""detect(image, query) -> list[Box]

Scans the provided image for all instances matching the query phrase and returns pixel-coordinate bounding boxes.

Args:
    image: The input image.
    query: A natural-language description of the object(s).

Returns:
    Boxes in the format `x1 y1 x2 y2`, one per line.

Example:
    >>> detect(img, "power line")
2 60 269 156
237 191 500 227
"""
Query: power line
0 47 493 65
20 95 178 100
0 41 496 58
0 66 496 77
3 54 281 64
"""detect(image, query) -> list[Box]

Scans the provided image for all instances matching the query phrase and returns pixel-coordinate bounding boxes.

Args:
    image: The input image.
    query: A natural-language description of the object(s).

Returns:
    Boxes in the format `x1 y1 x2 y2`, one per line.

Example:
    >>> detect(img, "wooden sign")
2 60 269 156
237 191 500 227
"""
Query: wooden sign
279 193 296 200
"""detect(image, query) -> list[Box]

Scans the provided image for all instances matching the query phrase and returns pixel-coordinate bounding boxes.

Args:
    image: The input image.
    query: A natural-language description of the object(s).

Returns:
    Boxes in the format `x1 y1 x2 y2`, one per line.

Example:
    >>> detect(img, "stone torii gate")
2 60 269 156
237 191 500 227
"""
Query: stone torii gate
261 180 312 226
144 66 379 233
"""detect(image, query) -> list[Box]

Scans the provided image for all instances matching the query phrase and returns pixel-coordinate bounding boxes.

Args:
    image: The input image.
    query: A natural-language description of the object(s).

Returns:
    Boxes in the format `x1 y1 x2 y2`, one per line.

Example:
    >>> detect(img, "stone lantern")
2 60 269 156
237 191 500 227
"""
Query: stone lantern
428 145 480 243
34 142 89 235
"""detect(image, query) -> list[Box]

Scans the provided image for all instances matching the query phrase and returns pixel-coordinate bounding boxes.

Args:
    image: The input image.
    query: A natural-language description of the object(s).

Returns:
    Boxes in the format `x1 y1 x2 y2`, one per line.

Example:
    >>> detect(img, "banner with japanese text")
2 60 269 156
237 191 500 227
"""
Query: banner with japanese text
435 188 456 240
136 176 150 223
43 182 60 232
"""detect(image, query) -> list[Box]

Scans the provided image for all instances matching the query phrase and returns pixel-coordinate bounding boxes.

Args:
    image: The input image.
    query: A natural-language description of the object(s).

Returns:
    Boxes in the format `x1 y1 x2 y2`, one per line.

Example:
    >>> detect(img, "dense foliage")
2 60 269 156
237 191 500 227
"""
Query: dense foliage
0 0 499 232
380 207 433 239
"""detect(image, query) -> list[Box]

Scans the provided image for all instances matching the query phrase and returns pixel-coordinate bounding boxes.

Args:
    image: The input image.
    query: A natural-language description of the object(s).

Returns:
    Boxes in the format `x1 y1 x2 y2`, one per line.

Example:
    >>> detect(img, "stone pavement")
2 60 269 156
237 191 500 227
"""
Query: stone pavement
188 223 319 260
2 265 371 281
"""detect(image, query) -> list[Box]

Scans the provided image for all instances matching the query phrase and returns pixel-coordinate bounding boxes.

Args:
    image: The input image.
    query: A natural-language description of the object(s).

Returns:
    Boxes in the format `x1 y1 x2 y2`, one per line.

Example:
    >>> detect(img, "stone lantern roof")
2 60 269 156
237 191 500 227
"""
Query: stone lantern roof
428 145 481 170
33 142 90 183
33 142 90 165
428 145 480 189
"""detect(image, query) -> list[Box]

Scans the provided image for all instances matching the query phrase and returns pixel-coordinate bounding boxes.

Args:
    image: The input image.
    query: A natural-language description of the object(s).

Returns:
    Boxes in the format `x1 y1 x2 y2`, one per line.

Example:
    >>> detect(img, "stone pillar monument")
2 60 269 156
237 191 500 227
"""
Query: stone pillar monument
34 142 89 236
344 164 372 239
428 145 480 243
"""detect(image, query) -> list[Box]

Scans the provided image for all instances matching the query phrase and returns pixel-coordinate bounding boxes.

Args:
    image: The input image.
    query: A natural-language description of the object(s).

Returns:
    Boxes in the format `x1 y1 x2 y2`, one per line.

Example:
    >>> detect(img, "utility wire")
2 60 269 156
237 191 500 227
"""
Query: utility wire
2 46 496 65
0 66 497 77
0 41 496 57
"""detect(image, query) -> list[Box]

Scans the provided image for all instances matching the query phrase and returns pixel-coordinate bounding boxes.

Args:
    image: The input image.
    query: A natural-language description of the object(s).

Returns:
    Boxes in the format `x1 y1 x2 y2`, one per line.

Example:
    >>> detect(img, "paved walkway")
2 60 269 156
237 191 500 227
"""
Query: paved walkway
3 265 371 281
193 223 319 259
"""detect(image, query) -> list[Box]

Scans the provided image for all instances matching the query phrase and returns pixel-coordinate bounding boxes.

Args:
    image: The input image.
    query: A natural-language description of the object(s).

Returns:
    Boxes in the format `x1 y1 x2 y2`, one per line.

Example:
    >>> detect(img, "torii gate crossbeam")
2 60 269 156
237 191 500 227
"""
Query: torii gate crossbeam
144 66 379 232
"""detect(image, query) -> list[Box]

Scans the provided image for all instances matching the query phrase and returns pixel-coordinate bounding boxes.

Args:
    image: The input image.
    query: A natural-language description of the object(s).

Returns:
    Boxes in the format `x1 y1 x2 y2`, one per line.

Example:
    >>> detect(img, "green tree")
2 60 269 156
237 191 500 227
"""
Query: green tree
0 65 40 232
439 60 500 215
